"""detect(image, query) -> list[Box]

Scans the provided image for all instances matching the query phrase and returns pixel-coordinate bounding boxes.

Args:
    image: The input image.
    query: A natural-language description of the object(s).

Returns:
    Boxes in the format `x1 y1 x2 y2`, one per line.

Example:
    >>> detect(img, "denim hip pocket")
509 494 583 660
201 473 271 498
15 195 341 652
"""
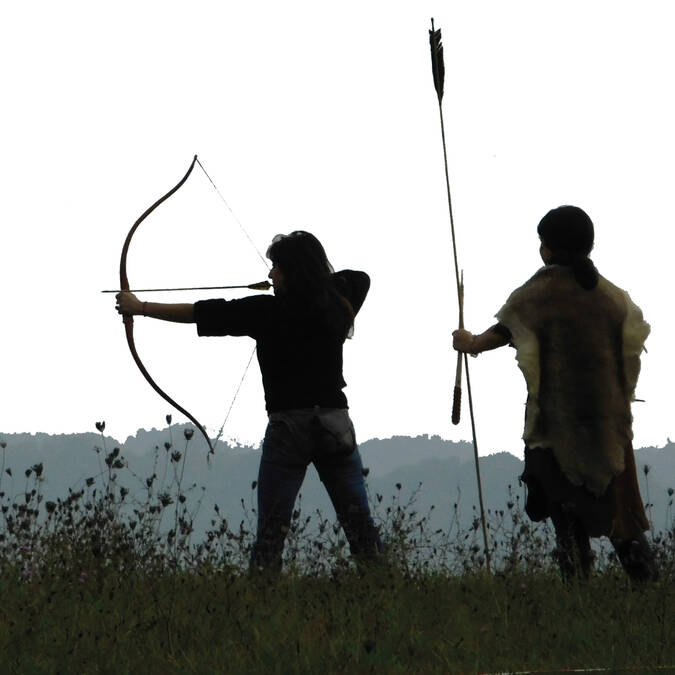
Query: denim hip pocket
312 409 356 457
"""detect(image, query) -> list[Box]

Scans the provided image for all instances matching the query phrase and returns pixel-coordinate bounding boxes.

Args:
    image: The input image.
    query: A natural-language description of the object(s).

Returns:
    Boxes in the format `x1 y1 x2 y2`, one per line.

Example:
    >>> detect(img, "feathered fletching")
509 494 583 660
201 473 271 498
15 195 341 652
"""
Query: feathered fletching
429 19 445 103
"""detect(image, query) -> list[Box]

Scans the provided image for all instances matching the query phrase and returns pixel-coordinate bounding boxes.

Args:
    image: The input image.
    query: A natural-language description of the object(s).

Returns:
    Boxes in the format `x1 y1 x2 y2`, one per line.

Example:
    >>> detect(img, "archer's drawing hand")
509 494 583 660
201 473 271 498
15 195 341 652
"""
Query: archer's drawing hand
116 291 143 316
452 329 476 353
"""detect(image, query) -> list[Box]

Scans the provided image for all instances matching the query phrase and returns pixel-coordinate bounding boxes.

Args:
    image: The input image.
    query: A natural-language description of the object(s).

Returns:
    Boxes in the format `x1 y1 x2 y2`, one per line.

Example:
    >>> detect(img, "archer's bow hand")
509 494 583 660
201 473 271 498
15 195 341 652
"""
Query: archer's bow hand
115 291 143 316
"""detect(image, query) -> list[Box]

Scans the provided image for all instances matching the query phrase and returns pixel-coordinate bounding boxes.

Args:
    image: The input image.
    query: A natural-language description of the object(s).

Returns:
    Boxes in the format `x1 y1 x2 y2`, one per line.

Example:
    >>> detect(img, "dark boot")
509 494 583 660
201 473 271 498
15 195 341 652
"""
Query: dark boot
551 505 593 583
611 532 659 583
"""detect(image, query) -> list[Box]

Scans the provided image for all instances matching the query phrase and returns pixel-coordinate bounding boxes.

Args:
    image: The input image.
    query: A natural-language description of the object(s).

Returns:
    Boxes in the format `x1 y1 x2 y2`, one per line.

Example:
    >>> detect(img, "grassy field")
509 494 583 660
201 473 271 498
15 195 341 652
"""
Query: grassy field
1 564 673 673
0 431 672 674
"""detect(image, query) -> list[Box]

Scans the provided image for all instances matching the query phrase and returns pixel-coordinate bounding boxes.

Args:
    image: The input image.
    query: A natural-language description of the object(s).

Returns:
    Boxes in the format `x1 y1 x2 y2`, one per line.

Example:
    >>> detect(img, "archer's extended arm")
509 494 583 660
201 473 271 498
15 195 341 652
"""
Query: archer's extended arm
116 291 195 323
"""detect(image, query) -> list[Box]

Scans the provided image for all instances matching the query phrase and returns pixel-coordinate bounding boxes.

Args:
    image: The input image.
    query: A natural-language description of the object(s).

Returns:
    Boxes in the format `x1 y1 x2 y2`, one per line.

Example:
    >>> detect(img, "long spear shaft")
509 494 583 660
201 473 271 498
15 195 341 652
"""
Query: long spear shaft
429 18 491 572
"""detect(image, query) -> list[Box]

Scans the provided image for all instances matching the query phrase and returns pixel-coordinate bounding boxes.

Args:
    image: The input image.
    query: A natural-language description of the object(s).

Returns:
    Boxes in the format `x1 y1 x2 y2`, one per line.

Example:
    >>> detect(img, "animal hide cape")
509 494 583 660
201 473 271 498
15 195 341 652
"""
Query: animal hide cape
496 265 650 498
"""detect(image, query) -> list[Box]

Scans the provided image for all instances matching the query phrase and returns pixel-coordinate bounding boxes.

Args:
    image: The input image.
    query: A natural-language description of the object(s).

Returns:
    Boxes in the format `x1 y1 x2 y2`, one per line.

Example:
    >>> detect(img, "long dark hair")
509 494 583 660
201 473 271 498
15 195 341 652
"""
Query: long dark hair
266 231 354 337
537 205 599 290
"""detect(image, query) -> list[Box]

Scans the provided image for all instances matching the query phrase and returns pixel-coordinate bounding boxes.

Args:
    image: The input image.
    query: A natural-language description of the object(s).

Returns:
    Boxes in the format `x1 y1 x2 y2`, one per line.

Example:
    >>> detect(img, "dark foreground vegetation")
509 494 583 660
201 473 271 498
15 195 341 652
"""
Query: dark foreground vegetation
0 427 673 674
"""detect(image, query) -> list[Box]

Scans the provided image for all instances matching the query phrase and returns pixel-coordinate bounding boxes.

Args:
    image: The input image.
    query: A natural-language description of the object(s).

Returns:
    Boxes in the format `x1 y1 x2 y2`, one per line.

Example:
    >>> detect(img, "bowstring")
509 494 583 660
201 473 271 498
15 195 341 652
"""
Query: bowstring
195 157 270 270
194 156 269 456
210 344 257 453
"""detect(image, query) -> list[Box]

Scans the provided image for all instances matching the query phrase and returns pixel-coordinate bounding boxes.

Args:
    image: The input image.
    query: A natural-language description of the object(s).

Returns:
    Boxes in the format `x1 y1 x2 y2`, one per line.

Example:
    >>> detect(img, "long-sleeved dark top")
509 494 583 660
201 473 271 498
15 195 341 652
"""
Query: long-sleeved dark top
194 270 369 412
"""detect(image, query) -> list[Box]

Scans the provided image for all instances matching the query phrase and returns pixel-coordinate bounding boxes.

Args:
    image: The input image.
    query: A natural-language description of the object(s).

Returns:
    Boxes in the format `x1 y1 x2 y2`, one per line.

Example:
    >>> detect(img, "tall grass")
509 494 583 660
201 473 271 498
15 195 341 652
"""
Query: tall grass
0 426 672 673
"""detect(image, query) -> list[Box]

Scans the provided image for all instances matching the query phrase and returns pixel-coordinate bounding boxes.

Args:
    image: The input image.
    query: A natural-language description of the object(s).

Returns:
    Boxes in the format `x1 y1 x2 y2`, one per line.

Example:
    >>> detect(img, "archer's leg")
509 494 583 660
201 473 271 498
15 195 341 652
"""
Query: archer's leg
315 448 383 564
250 420 307 574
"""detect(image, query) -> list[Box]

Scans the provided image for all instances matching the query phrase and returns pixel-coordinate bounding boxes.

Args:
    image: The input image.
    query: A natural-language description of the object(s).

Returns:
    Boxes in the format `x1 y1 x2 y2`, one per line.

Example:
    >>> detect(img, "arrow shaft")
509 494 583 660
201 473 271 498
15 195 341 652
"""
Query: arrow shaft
103 281 270 294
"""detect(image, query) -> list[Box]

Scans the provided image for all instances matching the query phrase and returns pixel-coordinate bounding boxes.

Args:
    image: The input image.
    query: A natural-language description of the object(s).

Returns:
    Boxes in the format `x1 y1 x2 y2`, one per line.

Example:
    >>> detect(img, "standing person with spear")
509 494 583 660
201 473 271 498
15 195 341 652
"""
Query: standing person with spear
452 204 658 583
429 21 656 583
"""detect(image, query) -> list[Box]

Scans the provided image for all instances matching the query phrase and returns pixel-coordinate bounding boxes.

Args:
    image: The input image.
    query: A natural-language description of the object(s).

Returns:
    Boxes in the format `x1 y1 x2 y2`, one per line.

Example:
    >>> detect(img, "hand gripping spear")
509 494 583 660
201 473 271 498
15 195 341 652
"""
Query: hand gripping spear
429 18 491 572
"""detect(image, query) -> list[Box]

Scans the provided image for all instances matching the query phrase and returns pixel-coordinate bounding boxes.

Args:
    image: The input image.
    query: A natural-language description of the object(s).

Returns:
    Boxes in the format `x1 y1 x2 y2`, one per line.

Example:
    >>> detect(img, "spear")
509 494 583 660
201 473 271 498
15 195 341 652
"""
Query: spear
429 18 491 572
102 280 271 293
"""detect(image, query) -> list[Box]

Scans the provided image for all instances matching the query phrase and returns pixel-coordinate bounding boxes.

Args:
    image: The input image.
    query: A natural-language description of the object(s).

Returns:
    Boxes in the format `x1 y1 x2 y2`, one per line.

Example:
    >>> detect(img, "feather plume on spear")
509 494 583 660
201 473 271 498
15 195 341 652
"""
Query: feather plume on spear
429 18 445 103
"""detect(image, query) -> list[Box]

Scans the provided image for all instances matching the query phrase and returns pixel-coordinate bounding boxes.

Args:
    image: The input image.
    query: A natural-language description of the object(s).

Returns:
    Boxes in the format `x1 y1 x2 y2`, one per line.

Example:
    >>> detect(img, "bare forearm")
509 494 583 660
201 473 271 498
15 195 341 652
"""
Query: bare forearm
142 302 195 323
453 325 510 354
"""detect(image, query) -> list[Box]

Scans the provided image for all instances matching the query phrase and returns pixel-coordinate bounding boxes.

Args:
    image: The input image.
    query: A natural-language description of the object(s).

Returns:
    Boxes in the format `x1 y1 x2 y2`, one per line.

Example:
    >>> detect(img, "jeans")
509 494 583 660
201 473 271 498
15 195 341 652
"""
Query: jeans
250 408 382 572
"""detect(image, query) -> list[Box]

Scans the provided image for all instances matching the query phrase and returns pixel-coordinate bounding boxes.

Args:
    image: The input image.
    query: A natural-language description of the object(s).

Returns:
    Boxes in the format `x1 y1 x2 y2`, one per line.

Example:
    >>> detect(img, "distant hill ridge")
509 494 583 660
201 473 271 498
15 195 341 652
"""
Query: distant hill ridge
0 429 673 539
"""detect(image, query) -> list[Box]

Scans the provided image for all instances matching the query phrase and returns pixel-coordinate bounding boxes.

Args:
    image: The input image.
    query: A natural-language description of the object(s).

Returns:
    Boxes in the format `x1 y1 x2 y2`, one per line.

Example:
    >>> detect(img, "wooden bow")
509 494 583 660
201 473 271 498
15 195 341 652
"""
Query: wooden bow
119 155 215 454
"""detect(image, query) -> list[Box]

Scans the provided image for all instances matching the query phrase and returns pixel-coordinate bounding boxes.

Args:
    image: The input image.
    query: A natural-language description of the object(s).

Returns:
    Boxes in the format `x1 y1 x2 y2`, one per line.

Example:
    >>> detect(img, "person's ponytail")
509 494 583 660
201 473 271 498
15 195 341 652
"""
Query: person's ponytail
571 254 599 290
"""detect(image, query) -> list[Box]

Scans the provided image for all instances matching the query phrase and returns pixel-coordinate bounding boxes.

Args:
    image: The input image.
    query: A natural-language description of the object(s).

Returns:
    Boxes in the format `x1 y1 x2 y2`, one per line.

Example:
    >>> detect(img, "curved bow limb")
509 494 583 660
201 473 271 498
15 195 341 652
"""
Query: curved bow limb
120 155 215 454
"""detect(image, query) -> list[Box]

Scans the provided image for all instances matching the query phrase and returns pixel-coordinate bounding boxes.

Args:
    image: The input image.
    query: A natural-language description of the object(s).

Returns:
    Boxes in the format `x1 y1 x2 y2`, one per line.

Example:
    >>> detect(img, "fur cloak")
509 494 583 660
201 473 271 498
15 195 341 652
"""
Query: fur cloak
496 265 650 536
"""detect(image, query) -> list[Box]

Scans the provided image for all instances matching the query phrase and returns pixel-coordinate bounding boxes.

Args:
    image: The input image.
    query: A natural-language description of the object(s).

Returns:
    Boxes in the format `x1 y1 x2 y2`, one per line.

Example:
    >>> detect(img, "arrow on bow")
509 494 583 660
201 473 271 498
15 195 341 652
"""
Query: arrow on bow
103 281 270 294
429 19 491 572
119 155 268 456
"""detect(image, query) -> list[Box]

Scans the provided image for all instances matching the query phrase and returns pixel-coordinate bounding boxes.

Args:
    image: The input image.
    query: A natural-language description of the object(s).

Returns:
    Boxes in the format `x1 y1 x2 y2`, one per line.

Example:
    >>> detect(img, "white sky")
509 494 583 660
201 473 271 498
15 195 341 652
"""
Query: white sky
2 1 673 456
